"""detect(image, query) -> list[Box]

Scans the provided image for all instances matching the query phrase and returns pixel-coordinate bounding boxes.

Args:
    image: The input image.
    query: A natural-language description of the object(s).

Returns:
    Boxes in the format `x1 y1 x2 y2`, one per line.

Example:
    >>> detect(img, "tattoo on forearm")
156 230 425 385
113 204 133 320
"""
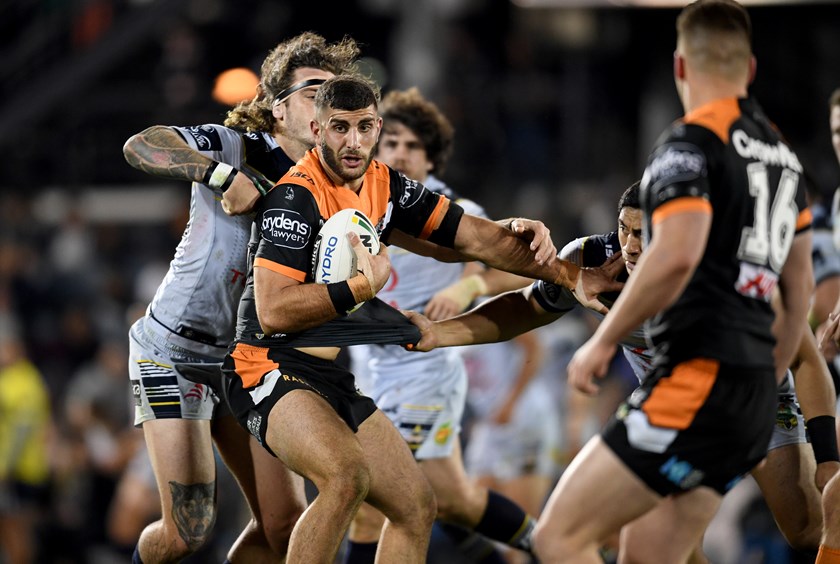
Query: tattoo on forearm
169 480 216 550
124 127 210 183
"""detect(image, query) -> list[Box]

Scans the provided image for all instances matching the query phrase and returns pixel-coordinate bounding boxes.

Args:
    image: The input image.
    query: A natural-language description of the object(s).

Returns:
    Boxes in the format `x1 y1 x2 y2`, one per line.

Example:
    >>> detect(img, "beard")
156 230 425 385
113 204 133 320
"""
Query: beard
320 140 373 183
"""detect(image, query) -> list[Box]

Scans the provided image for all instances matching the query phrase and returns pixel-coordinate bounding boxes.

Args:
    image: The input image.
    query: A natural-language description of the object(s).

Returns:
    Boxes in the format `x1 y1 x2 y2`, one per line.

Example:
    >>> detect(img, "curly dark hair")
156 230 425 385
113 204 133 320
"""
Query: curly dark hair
378 88 454 176
224 32 359 133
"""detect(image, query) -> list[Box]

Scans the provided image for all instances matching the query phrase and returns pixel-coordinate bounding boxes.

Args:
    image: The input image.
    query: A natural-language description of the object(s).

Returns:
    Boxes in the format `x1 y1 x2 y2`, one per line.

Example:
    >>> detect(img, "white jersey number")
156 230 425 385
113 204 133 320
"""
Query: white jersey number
737 163 799 272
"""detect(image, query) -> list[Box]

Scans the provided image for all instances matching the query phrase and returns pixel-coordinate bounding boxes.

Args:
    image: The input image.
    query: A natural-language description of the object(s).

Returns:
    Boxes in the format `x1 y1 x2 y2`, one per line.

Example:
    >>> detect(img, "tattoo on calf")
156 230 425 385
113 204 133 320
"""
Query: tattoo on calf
169 480 217 551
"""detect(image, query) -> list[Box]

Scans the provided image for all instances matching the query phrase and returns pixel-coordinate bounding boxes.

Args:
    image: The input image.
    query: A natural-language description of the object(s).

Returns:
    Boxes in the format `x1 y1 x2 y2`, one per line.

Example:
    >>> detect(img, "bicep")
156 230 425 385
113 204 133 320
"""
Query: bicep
388 229 466 262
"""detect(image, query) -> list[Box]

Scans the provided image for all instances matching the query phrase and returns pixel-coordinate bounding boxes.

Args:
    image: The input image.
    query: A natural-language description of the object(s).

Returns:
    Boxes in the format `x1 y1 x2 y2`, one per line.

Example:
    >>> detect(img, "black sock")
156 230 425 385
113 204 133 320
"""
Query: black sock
343 540 378 564
132 546 144 564
438 522 507 563
474 491 536 553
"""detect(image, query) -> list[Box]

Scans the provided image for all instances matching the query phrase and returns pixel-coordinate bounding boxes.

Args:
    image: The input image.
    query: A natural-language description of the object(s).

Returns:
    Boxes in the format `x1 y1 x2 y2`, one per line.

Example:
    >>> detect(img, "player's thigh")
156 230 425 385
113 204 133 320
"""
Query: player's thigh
356 409 434 521
264 389 367 484
619 489 720 564
212 413 306 522
143 418 216 489
752 442 821 548
538 436 660 546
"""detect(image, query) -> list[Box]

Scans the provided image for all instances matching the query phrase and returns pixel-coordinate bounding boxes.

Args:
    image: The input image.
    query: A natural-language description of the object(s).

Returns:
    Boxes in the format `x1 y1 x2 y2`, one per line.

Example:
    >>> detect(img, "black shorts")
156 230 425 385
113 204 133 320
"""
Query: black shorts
222 344 377 456
602 358 776 496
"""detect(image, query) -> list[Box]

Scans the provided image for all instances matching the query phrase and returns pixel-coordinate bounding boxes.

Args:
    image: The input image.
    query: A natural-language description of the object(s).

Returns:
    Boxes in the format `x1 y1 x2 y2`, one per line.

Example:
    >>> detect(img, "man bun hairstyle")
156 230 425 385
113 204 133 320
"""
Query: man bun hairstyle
380 88 454 176
225 32 360 132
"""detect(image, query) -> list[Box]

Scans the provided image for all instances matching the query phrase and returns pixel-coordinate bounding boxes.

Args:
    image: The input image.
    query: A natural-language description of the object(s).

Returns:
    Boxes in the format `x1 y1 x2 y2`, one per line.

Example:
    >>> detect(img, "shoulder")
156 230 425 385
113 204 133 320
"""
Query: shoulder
172 124 240 152
559 232 619 267
424 176 487 218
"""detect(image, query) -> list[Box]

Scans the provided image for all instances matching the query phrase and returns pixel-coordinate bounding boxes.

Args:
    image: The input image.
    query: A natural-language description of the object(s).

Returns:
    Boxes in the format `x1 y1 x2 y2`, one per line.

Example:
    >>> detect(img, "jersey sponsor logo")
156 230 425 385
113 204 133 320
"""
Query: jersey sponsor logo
734 261 778 301
398 174 425 208
261 208 312 249
290 171 314 185
185 125 223 151
643 143 706 190
245 131 260 141
318 235 340 283
732 129 802 173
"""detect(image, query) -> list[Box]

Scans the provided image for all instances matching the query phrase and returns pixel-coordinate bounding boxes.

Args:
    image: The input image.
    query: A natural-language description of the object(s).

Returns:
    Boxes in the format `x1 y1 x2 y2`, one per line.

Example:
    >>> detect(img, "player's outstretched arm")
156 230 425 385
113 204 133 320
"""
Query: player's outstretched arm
452 214 622 297
122 125 264 215
405 287 559 351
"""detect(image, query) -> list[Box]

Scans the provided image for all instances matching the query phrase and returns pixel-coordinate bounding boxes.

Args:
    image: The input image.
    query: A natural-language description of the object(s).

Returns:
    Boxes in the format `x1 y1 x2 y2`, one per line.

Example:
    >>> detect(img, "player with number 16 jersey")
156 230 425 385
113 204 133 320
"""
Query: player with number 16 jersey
640 97 811 370
602 96 813 496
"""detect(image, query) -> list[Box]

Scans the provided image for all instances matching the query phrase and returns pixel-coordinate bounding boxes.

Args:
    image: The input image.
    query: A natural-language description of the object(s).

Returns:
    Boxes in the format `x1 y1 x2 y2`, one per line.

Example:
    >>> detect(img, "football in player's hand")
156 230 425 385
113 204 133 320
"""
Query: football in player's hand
312 208 380 284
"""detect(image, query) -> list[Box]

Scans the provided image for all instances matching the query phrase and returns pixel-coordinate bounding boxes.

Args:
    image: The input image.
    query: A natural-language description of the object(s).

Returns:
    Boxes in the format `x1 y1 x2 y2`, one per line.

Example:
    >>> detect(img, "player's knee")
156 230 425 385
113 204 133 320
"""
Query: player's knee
434 492 471 524
533 519 577 562
325 462 371 506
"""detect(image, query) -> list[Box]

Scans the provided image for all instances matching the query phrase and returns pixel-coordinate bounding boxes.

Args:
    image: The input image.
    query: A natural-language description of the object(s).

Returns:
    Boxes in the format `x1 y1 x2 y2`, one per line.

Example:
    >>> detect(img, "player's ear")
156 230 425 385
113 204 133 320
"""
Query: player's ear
747 56 757 85
673 51 686 80
272 99 285 121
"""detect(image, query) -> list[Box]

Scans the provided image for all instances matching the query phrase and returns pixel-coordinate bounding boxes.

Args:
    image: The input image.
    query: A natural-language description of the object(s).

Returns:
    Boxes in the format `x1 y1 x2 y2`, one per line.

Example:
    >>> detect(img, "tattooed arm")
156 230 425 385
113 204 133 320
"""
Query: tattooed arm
123 125 263 215
123 126 214 183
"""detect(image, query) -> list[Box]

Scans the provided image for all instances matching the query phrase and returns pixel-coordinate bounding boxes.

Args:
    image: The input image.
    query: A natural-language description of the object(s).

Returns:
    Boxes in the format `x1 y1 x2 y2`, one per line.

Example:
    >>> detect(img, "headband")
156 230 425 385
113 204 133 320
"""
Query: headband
272 78 327 105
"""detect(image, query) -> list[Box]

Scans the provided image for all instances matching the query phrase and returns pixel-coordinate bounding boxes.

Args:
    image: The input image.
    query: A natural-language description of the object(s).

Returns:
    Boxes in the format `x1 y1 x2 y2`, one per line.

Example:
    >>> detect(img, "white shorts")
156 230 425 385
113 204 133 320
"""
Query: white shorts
129 316 223 426
465 381 561 481
368 353 467 460
768 370 806 452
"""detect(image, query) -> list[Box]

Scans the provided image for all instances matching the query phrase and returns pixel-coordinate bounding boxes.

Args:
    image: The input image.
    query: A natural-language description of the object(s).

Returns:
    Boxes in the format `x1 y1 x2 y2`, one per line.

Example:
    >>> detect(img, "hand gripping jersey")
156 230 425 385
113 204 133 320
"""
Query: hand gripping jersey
235 148 462 348
639 97 811 368
532 232 654 382
146 125 294 351
360 175 488 373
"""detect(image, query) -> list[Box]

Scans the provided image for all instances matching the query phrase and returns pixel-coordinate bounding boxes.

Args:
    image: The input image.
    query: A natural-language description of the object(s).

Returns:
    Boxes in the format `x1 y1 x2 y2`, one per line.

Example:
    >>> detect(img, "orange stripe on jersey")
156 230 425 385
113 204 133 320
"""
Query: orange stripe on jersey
642 358 719 430
683 97 741 144
254 257 307 282
817 546 840 563
230 343 279 389
419 196 450 240
797 207 813 231
651 197 712 226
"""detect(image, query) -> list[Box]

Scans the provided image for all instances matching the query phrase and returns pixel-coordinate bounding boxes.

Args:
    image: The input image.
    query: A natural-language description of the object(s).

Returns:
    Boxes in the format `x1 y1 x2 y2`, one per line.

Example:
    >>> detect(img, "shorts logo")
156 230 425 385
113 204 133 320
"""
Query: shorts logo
398 174 425 208
131 381 142 406
184 383 205 405
434 422 453 445
775 402 798 430
262 208 311 249
185 126 223 151
659 455 704 490
247 411 263 443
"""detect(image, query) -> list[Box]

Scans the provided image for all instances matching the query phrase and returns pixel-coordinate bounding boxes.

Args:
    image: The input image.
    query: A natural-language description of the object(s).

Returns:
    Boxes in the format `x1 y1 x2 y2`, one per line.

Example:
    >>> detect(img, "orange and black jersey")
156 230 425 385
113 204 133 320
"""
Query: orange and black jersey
234 148 462 348
640 97 812 369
